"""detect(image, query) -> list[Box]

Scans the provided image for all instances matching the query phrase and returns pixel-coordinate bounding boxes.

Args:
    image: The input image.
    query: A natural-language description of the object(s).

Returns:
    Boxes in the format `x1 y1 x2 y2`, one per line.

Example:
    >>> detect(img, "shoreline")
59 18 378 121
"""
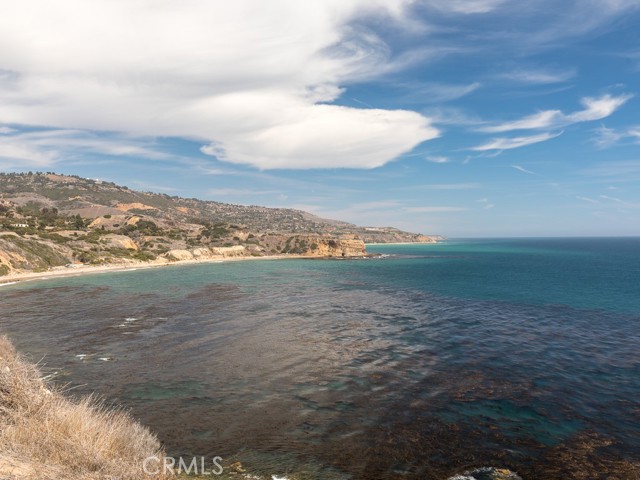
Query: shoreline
0 243 442 287
0 254 325 287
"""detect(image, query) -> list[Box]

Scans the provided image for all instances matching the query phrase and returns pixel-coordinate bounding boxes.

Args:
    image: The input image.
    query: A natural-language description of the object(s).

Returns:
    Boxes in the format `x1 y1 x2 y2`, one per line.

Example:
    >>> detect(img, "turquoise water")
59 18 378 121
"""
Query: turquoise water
1 238 639 479
367 237 640 313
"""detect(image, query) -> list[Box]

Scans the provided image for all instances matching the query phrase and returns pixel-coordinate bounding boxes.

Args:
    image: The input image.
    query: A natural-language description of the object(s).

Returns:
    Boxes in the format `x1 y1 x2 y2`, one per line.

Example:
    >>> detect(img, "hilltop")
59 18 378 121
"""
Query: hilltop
0 172 441 276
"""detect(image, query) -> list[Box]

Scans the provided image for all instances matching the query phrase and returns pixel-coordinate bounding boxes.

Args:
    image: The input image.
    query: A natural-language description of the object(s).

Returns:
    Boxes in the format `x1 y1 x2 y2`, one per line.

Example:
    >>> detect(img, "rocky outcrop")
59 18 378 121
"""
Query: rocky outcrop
308 237 366 257
0 234 71 275
209 245 246 257
165 249 195 261
116 202 157 212
102 234 139 251
447 467 521 480
163 238 366 262
165 245 248 261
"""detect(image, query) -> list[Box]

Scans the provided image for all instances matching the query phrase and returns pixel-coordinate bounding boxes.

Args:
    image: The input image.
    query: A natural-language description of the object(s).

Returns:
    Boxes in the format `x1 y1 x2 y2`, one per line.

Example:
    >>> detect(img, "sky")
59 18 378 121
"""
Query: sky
1 0 639 237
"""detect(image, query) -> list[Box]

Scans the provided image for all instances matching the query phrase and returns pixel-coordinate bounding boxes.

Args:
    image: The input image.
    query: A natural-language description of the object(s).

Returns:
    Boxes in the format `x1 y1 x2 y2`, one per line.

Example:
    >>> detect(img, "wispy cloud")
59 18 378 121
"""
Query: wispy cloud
582 160 640 179
511 165 537 175
405 206 467 213
423 106 486 127
593 124 640 148
0 128 176 168
398 81 481 103
576 195 600 204
597 194 640 208
481 94 632 133
600 194 629 205
498 67 576 84
425 155 450 163
471 131 563 151
426 0 507 14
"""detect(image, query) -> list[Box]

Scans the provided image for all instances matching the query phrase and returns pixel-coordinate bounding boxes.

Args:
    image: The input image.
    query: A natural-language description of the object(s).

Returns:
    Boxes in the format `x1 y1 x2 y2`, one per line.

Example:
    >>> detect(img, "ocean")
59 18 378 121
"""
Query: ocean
1 238 639 479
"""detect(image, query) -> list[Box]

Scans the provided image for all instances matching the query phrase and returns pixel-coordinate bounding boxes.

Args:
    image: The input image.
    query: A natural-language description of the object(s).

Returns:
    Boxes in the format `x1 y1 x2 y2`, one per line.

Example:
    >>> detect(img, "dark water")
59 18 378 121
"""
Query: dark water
1 238 639 479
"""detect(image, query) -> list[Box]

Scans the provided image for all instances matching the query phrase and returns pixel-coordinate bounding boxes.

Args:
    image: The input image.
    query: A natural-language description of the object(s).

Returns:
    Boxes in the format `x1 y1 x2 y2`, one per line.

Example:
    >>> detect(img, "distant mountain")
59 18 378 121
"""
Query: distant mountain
0 172 442 275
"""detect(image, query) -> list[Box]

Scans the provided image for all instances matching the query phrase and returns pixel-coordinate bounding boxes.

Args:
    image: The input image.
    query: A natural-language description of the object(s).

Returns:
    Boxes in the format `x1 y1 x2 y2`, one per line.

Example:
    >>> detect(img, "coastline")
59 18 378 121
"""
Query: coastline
0 254 318 287
0 243 441 287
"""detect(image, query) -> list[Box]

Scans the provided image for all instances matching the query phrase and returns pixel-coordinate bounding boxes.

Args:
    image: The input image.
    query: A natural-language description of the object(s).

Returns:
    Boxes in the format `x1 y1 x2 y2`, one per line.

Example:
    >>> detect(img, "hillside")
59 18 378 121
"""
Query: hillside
0 172 441 275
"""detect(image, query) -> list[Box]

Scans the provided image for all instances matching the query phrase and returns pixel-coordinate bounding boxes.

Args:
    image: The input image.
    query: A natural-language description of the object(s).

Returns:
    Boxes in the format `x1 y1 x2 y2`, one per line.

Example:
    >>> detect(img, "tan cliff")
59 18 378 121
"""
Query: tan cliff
164 237 367 262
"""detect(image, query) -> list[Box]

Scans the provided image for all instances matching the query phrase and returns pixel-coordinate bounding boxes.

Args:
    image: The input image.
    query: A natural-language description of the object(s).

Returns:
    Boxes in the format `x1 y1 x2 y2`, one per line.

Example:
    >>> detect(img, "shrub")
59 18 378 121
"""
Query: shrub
0 336 171 479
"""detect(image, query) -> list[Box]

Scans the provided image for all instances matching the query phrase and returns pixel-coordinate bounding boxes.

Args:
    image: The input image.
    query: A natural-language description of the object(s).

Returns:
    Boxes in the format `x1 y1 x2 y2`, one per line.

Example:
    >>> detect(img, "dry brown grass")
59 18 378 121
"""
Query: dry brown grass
0 335 173 479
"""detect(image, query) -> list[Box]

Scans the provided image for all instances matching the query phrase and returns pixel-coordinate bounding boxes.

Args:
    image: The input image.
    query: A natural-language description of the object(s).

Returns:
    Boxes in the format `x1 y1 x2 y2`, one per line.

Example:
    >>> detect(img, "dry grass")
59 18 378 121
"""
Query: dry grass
0 335 173 479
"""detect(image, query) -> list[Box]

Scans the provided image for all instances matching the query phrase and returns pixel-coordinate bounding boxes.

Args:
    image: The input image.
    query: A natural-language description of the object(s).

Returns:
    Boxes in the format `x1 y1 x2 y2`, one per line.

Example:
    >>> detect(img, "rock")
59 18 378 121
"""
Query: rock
309 237 366 257
191 247 213 258
447 467 522 480
102 234 139 251
116 202 158 212
166 249 194 261
210 245 246 257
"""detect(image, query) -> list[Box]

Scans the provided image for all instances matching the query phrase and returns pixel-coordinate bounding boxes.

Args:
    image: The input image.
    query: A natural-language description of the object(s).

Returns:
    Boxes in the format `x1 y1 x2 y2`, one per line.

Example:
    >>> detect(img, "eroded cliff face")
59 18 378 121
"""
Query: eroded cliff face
164 236 367 262
307 237 366 257
0 234 71 275
165 245 248 261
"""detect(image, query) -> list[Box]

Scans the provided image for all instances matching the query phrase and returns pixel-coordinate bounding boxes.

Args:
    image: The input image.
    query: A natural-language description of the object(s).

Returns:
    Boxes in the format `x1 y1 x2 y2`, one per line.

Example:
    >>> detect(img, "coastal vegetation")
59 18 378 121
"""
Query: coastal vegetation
0 335 170 479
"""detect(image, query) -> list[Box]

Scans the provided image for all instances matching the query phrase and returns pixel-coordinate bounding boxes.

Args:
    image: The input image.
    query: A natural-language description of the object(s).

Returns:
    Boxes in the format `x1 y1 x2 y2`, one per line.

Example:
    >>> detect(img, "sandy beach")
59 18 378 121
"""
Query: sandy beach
0 254 303 286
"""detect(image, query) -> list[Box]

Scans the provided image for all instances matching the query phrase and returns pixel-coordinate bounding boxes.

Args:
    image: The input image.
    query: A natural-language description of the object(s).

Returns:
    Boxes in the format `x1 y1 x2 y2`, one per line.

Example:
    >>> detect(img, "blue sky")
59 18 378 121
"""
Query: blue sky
1 0 639 237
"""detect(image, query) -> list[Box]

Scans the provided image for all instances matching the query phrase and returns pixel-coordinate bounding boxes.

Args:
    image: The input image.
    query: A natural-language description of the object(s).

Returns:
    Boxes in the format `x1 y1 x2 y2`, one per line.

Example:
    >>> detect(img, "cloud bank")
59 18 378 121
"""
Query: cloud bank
0 0 437 170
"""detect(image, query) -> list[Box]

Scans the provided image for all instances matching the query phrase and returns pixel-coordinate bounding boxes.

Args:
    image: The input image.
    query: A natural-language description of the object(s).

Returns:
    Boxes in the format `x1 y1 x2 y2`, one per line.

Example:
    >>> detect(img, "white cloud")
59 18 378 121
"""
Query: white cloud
600 194 626 204
0 128 175 168
481 94 632 133
485 110 562 132
471 131 562 151
0 126 16 134
426 0 508 14
423 107 485 127
201 104 437 169
576 195 600 204
593 124 640 148
567 94 632 122
0 142 57 166
511 165 537 175
0 1 438 170
498 68 576 84
593 125 625 148
483 203 495 209
425 155 450 163
402 82 481 103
